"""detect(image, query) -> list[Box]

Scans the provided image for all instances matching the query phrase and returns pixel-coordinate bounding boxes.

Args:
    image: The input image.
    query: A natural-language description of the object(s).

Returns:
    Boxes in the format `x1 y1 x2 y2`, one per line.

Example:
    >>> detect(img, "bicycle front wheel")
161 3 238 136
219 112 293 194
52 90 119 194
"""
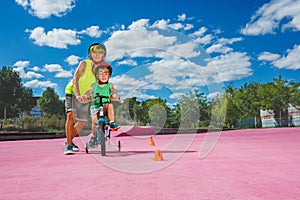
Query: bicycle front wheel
99 121 106 156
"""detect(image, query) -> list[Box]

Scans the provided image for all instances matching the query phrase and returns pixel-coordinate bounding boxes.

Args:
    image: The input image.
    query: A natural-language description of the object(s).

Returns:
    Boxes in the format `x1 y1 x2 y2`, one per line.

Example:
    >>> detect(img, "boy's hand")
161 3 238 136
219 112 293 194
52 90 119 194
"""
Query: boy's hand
110 94 120 101
76 95 92 103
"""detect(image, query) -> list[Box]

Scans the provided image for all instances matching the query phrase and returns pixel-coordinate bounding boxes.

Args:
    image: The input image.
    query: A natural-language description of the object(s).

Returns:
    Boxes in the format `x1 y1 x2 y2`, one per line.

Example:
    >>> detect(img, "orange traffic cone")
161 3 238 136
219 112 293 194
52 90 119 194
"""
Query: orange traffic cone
150 136 155 146
153 149 164 161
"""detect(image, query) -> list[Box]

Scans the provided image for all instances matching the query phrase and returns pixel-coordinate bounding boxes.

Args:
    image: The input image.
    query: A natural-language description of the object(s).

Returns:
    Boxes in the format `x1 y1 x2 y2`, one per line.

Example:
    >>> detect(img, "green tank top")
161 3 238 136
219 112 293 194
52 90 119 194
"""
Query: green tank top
65 59 95 95
90 82 111 109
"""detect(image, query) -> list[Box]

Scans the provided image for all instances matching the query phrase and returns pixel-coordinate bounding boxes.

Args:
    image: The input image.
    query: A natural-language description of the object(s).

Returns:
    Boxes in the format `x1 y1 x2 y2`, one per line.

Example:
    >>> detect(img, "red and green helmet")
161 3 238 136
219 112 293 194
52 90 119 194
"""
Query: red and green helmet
92 61 112 77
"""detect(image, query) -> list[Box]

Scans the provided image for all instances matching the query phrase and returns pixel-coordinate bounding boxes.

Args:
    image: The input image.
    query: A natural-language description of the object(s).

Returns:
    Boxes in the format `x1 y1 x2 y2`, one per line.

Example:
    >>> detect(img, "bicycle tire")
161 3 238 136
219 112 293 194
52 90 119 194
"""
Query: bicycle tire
99 121 106 156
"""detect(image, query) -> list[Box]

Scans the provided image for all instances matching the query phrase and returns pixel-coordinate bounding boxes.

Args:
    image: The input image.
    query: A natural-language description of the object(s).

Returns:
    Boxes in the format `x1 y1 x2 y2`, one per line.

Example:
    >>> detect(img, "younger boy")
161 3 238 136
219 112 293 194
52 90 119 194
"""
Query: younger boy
83 61 120 147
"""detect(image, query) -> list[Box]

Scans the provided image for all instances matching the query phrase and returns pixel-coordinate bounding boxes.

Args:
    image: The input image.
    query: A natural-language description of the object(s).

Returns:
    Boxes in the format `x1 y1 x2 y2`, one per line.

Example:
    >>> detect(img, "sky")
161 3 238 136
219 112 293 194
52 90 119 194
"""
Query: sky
1 0 300 104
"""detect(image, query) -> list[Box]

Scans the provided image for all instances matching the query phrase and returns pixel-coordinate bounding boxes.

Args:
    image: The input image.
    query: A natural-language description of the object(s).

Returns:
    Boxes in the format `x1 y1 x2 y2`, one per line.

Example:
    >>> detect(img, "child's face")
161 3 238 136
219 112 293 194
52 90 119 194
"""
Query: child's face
91 51 105 62
97 69 110 83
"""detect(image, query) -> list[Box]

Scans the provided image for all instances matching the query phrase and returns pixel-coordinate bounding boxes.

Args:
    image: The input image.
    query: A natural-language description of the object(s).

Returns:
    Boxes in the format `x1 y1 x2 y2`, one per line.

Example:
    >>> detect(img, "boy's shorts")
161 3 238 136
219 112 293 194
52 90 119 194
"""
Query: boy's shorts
90 103 109 117
65 94 91 122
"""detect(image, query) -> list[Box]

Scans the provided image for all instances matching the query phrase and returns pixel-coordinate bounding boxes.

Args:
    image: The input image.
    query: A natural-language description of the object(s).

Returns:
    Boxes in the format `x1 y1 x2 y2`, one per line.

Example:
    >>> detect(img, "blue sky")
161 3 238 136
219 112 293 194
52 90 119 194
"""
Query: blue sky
1 0 300 104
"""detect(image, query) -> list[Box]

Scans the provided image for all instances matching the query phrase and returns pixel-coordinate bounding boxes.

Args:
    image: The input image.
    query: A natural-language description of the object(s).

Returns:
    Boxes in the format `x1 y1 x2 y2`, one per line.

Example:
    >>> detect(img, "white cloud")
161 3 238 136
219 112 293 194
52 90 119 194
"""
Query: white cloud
151 19 170 30
65 55 80 65
204 52 252 83
110 74 156 100
151 19 193 31
26 27 80 49
105 27 177 61
128 19 150 30
258 52 281 61
44 64 72 78
258 45 300 70
12 60 42 79
206 37 243 54
78 25 102 38
241 0 300 35
15 0 76 19
55 70 73 78
169 93 184 99
207 92 222 99
193 34 213 46
273 44 300 70
166 41 200 58
13 60 30 68
23 79 57 88
24 71 44 79
44 64 63 72
190 27 207 37
189 27 214 45
177 13 186 22
206 43 233 54
116 59 138 66
168 23 184 30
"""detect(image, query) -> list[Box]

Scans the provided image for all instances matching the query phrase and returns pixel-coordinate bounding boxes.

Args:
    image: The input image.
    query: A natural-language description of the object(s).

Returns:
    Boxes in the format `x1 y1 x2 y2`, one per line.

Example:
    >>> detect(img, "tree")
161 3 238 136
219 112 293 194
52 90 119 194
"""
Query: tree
145 98 170 128
16 87 36 117
258 76 297 127
0 66 22 120
210 93 227 128
178 91 200 128
223 85 242 128
37 87 64 117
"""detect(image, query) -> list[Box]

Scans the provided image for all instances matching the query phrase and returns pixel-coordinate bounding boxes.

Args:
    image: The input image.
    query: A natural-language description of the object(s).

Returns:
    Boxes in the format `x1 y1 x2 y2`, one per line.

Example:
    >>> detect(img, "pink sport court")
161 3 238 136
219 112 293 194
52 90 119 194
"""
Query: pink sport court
1 127 300 200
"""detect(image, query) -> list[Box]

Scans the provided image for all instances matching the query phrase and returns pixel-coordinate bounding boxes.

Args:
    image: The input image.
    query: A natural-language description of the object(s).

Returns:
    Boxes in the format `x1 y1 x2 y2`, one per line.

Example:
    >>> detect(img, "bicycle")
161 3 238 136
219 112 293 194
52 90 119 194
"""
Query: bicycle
85 93 120 156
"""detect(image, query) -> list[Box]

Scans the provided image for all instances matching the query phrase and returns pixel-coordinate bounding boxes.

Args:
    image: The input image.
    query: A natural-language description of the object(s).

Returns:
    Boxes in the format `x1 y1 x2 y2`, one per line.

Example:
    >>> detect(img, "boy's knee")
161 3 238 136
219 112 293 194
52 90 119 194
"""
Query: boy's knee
67 111 74 118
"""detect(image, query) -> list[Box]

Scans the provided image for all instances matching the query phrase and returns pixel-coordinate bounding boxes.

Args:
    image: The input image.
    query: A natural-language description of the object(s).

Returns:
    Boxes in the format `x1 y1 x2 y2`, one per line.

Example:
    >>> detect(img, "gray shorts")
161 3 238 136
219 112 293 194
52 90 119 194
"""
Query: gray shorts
65 94 91 122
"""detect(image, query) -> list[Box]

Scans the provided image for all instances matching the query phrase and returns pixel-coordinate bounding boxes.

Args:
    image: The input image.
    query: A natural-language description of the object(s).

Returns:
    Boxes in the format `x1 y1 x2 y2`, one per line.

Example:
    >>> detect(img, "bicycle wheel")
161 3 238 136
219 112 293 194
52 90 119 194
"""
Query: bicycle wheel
99 121 106 156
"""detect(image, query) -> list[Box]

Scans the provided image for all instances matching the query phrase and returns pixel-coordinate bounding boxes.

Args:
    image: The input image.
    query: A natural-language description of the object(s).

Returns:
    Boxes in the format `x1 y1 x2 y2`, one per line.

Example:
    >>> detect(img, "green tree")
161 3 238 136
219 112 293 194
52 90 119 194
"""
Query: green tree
224 84 242 128
210 93 227 128
288 80 300 109
145 98 170 128
258 76 295 127
0 66 22 120
168 103 181 128
178 91 200 128
234 82 262 127
38 87 64 117
194 89 210 127
16 87 36 117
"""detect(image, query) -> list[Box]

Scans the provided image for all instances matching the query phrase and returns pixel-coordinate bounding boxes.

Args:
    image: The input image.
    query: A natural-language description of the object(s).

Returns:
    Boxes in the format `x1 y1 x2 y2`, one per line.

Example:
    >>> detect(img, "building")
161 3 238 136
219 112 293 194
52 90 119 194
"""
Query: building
260 105 300 128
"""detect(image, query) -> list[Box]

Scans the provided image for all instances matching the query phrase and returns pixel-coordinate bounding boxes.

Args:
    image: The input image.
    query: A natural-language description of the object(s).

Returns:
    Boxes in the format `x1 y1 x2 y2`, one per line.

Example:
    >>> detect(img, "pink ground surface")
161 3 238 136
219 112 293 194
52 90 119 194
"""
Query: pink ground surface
0 127 300 200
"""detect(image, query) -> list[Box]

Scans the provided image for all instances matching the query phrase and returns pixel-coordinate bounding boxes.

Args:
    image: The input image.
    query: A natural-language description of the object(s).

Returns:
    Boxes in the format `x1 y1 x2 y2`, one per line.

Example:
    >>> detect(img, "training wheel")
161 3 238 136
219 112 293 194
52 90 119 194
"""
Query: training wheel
118 140 121 152
85 143 89 153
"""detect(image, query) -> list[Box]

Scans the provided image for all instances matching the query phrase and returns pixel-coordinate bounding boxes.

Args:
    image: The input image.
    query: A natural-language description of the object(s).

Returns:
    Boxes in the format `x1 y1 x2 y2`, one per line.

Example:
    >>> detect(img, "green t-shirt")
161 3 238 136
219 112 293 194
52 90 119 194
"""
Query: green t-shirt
90 82 111 109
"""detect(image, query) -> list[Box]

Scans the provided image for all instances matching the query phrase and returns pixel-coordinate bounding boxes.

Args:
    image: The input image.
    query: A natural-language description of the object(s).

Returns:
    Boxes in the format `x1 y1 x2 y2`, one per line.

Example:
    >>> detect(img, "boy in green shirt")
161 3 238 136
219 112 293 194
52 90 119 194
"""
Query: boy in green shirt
83 62 119 148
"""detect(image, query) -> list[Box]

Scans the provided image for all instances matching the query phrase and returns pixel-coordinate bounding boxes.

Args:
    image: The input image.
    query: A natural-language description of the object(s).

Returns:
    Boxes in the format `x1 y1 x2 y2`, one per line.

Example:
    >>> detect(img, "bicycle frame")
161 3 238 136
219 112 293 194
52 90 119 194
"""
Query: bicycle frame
86 93 110 156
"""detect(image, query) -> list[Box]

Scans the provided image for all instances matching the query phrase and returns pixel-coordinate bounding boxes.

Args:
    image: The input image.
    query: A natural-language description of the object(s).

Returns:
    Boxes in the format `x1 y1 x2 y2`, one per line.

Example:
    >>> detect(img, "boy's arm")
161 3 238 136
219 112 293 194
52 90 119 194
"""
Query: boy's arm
110 83 119 101
73 61 87 102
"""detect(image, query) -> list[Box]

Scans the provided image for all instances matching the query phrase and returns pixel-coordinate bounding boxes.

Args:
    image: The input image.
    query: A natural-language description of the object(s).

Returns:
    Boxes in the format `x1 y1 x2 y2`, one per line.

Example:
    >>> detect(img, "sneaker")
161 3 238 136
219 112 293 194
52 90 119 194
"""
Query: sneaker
72 142 79 152
110 122 120 129
64 141 79 152
64 145 74 155
87 136 98 148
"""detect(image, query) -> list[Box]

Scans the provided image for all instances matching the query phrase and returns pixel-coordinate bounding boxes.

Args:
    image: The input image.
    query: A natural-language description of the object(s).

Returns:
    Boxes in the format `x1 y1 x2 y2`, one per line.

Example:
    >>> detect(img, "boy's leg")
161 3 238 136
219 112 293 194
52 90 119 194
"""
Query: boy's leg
107 103 115 122
86 113 98 148
107 103 119 129
66 110 75 146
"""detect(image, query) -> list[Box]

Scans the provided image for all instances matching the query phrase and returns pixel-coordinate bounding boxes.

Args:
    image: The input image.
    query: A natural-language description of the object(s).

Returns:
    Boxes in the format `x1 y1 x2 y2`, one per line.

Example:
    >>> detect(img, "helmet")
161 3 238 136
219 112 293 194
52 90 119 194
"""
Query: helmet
88 43 106 58
93 61 112 77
